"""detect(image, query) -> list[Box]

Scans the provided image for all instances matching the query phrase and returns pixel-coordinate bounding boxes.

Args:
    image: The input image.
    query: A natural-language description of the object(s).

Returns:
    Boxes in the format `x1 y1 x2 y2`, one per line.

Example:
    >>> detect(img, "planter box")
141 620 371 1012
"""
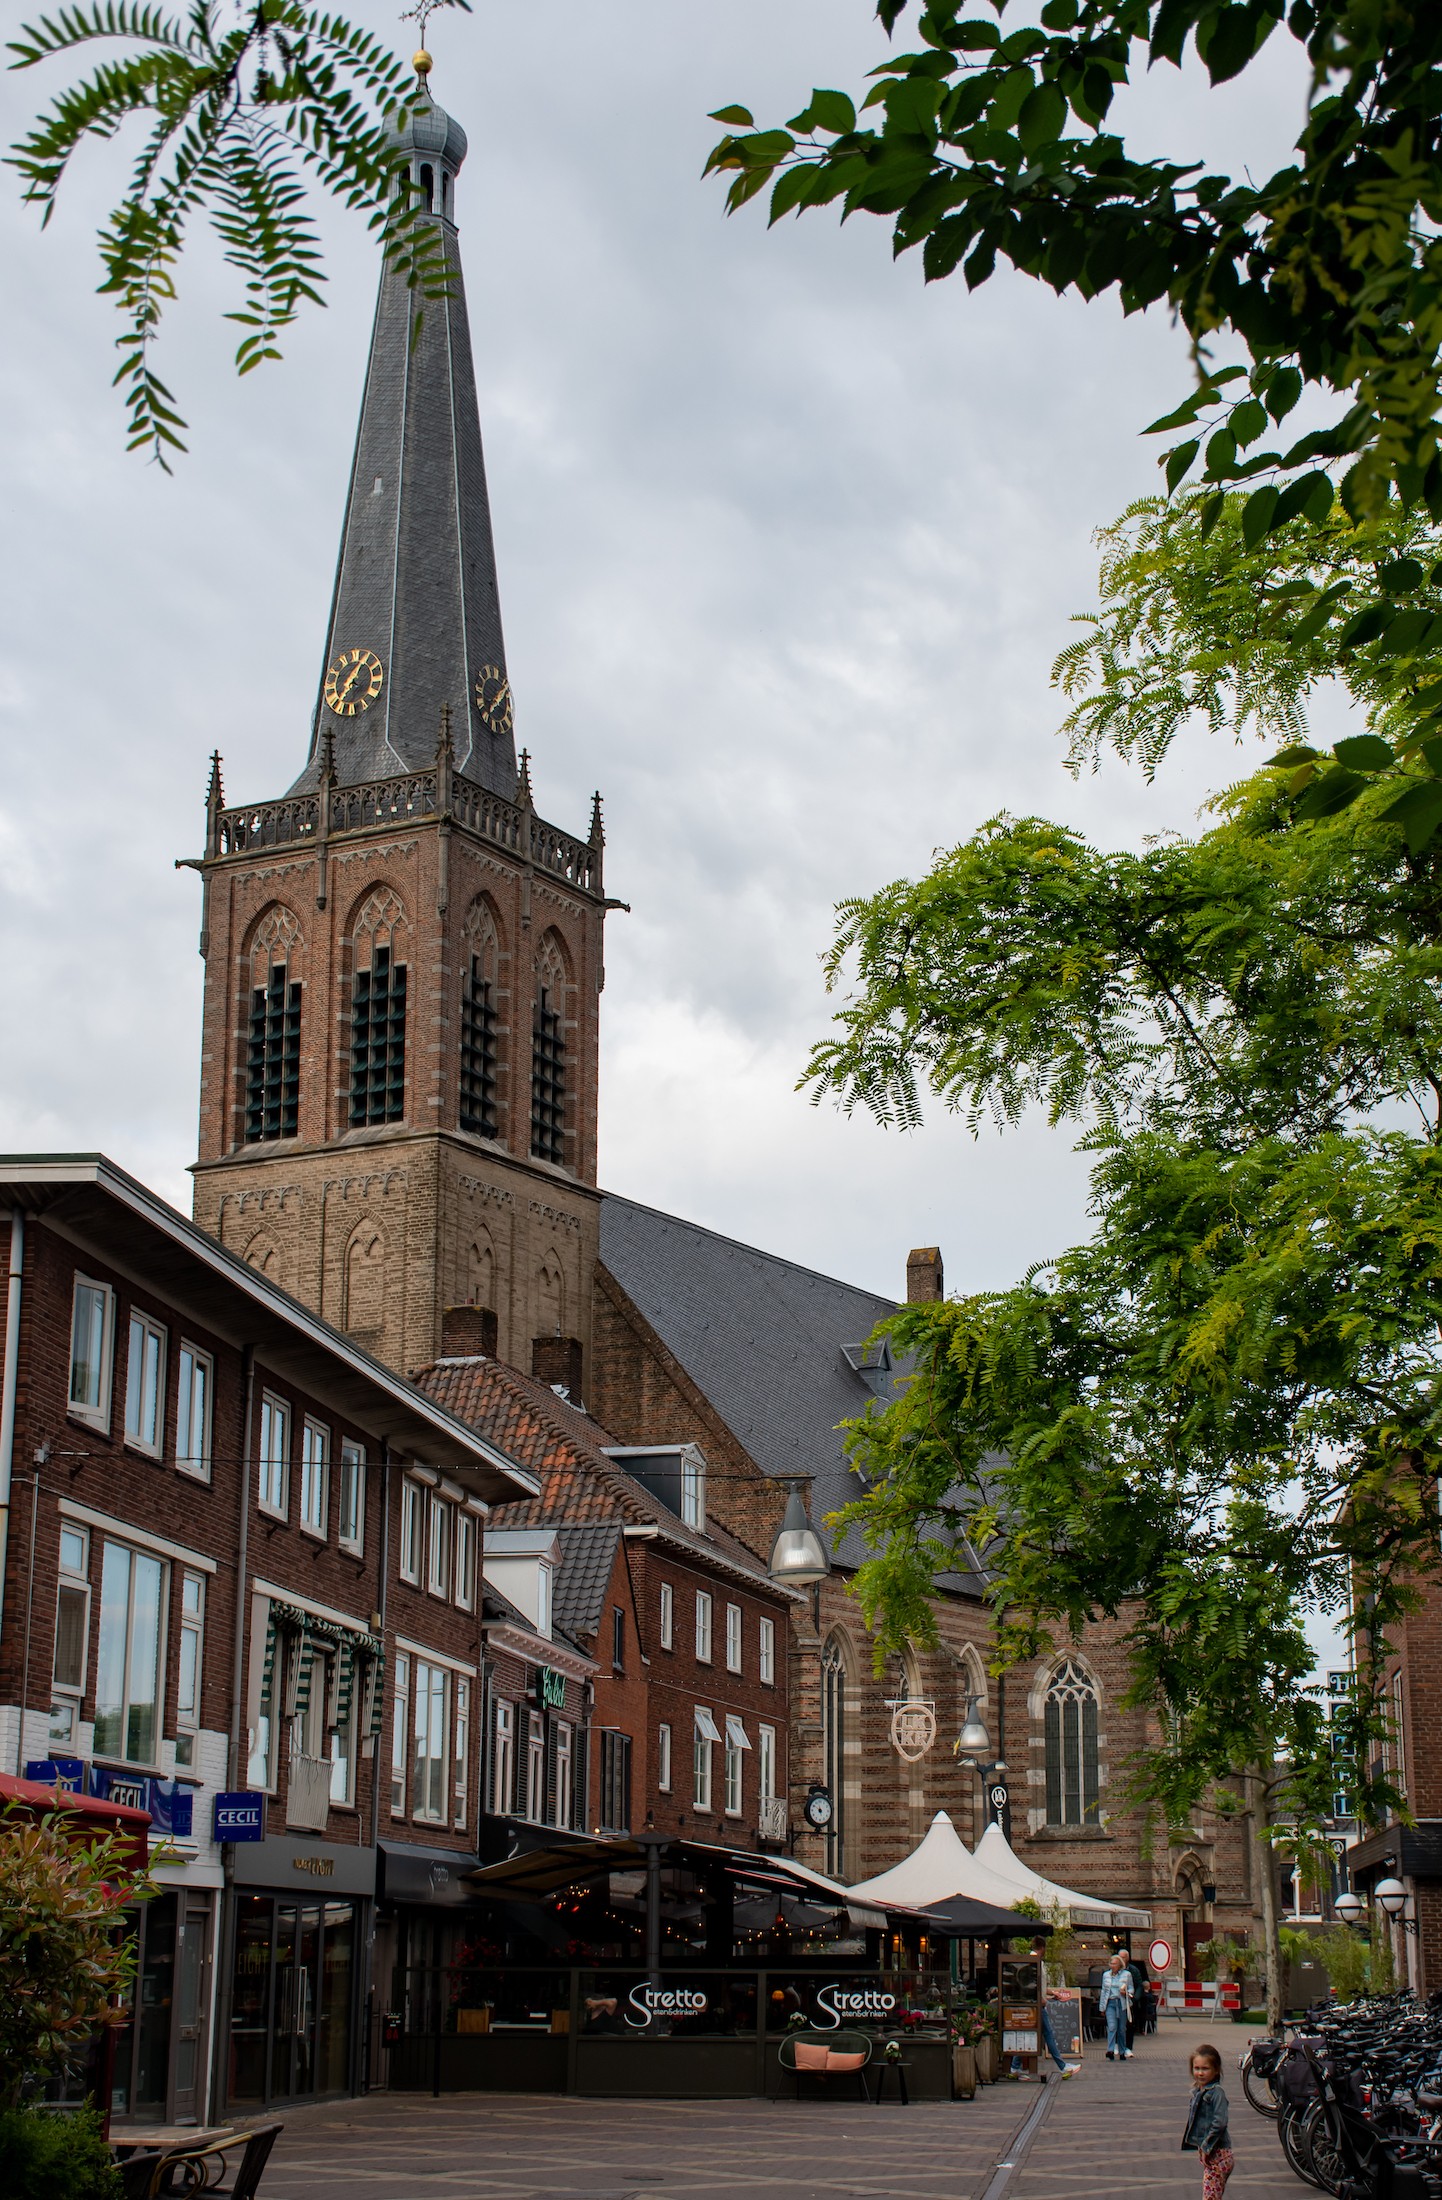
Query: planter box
456 2009 491 2035
953 2046 978 2100
975 2035 1000 2085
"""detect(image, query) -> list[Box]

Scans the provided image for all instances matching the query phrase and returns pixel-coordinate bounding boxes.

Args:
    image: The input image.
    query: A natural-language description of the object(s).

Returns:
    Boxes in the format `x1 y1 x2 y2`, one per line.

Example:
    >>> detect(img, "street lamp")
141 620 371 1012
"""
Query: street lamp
1374 1876 1408 1921
1334 1891 1365 1926
768 1481 831 1585
955 1698 992 1761
954 1696 1009 1833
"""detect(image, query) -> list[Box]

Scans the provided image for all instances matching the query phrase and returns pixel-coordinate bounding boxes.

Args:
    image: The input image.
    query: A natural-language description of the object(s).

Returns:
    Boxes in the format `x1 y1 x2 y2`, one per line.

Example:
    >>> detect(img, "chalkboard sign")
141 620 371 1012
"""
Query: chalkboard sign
1045 1989 1083 2059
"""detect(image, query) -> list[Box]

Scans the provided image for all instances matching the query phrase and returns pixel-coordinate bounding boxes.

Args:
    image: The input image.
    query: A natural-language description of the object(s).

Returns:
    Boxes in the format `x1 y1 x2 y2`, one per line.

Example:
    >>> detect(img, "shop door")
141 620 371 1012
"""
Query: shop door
274 1904 322 2100
169 1903 211 2124
1184 1921 1211 1981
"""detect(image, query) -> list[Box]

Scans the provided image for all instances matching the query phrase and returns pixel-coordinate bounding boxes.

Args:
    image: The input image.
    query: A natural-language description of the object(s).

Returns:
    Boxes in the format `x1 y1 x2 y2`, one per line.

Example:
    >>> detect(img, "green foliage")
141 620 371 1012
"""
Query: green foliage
6 0 470 465
0 2105 121 2200
0 1804 152 2111
705 2 1442 523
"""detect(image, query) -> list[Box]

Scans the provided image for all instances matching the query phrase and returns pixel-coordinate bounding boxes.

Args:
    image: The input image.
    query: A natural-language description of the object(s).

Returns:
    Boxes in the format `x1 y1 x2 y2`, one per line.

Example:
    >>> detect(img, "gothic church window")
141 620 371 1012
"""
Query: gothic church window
350 890 408 1128
459 900 499 1140
345 1224 386 1336
245 908 302 1142
531 935 567 1165
1044 1658 1100 1825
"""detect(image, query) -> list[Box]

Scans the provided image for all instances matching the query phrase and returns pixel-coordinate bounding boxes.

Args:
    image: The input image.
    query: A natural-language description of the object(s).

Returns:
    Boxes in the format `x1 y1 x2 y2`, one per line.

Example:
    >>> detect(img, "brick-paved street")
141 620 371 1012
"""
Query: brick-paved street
248 2024 1303 2200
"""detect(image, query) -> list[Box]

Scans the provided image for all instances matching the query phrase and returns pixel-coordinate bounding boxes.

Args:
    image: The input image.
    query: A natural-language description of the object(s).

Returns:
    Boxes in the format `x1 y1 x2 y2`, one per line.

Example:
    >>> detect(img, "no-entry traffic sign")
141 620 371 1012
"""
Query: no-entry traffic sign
1148 1937 1174 1972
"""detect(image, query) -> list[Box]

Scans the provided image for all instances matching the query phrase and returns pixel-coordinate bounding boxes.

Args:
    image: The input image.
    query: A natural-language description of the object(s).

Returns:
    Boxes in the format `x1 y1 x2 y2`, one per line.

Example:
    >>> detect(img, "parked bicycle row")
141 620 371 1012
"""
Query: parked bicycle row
1238 1993 1442 2199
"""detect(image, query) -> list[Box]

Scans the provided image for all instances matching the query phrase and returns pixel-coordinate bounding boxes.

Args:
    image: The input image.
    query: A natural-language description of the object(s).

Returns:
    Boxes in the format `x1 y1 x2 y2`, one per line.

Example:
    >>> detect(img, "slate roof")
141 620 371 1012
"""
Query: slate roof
289 85 515 798
480 1576 590 1663
598 1193 987 1588
411 1356 792 1639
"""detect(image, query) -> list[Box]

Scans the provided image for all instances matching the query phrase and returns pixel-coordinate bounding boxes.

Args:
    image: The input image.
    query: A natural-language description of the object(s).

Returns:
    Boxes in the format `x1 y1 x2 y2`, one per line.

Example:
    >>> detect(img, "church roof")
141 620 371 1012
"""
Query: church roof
597 1195 990 1590
291 82 515 796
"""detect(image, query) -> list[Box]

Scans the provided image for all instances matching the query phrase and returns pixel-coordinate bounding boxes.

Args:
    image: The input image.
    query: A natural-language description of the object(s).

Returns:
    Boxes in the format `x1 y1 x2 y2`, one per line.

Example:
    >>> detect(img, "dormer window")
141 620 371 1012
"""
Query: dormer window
682 1454 704 1530
537 1563 550 1638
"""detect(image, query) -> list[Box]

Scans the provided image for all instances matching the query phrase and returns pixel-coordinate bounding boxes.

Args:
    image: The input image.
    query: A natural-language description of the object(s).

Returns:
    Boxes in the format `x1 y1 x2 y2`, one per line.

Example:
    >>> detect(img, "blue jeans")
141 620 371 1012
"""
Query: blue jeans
1105 1998 1128 2054
1040 2003 1067 2072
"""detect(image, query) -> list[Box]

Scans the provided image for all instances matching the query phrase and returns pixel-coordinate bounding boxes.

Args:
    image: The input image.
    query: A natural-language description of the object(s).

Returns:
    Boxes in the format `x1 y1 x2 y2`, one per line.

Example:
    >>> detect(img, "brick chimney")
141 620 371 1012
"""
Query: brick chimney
906 1246 944 1303
440 1305 497 1358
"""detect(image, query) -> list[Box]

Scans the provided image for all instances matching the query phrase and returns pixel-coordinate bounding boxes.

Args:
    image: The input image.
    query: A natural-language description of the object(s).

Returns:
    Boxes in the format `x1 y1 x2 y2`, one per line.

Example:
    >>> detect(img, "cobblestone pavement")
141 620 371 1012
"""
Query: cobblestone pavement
250 2023 1303 2200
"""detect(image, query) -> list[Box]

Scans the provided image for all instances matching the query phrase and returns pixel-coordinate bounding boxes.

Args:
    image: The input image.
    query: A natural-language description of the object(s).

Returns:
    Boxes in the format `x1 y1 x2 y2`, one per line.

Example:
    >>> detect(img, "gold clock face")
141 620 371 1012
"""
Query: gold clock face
474 663 514 739
325 647 384 716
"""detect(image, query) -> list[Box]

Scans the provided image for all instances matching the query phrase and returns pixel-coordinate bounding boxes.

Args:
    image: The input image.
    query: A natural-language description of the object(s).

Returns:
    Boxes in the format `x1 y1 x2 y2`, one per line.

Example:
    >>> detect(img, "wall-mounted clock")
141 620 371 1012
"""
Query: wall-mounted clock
803 1786 834 1830
325 647 385 716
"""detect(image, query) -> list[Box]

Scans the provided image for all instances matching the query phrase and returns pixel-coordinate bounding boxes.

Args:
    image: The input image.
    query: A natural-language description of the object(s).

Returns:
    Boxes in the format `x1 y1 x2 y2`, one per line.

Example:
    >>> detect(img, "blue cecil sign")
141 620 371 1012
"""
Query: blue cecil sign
214 1792 265 1843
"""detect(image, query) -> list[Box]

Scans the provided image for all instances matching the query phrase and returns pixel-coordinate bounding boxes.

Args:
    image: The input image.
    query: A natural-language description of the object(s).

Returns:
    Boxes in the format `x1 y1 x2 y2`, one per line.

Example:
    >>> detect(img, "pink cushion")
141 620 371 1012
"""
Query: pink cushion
794 2041 830 2071
827 2051 865 2073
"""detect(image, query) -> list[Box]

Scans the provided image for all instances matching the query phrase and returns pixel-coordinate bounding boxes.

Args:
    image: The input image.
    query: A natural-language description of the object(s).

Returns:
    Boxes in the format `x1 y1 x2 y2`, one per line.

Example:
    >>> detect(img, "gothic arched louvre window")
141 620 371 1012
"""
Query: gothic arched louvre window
345 1222 386 1336
530 933 567 1165
821 1634 849 1877
350 889 408 1128
459 898 499 1140
1044 1658 1101 1826
245 907 302 1142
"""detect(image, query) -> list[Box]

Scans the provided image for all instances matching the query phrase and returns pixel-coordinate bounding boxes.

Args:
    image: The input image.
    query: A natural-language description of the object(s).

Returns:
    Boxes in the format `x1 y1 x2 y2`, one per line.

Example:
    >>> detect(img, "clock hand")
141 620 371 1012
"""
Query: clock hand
335 660 364 702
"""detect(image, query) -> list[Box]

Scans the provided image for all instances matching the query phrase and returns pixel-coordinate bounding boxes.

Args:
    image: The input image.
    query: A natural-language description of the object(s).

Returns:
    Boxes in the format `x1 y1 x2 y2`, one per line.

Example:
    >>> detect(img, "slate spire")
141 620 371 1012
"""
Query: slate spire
292 71 516 796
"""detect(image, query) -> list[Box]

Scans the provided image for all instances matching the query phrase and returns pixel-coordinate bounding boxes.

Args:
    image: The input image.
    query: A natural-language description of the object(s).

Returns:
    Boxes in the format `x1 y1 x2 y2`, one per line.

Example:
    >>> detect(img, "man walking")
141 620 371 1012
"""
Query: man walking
1099 1953 1134 2061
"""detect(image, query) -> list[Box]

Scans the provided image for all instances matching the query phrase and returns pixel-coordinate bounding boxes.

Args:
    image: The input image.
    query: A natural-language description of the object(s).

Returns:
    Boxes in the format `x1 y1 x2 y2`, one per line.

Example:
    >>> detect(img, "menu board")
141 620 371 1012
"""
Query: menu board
1045 1989 1083 2059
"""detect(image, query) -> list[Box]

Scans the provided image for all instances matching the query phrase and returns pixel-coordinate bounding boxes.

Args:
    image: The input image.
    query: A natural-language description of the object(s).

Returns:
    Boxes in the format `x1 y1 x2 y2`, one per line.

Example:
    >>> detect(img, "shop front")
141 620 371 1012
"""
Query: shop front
218 1835 374 2114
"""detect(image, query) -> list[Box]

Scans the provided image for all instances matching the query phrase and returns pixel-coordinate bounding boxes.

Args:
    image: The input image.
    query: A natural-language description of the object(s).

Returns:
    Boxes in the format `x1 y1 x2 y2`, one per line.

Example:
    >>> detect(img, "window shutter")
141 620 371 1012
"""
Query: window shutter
485 1691 499 1815
545 1715 559 1825
512 1711 526 1816
621 1735 632 1834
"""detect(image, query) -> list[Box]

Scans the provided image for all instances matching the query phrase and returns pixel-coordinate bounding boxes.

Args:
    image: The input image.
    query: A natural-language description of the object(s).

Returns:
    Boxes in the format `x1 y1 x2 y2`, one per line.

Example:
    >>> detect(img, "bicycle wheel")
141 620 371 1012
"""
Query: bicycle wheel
1244 2055 1283 2121
1303 2106 1347 2196
1282 2109 1326 2188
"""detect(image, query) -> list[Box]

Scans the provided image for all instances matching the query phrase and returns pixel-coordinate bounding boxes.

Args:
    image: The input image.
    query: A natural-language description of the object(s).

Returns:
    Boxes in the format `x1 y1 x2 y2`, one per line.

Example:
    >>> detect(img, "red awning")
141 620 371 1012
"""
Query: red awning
0 1772 150 1874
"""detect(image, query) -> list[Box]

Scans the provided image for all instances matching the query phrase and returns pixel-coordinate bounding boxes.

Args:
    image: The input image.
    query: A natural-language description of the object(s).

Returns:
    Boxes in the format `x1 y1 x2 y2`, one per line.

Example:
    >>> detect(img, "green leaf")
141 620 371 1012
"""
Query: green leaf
1377 558 1425 594
1269 470 1332 530
987 67 1034 131
1204 428 1237 479
1241 483 1278 549
1039 0 1078 24
1230 397 1268 449
1331 736 1394 771
952 20 1001 49
1374 609 1441 659
1198 492 1227 541
1379 780 1442 856
1018 81 1067 154
1165 439 1200 494
709 106 755 127
1292 767 1365 820
1264 367 1303 424
810 88 857 135
1335 604 1394 650
1266 747 1321 768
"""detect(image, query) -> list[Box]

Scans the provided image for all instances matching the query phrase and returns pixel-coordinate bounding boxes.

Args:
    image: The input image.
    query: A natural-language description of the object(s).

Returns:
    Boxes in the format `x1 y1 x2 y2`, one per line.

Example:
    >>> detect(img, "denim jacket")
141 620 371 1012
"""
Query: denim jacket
1182 2081 1230 2156
1098 1971 1132 2012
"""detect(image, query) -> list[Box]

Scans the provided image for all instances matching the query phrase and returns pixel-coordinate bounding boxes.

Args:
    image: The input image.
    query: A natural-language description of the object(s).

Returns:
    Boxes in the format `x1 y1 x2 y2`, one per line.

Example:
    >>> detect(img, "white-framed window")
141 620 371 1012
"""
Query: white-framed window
69 1276 114 1428
247 1707 274 1791
494 1699 514 1815
399 1482 422 1583
300 1420 329 1538
258 1393 290 1518
173 1571 204 1768
337 1440 365 1551
526 1710 546 1822
175 1343 213 1479
390 1652 409 1817
759 1721 777 1801
681 1454 705 1530
726 1602 742 1673
328 1653 355 1807
693 1707 716 1810
413 1660 448 1822
695 1592 712 1663
555 1719 573 1830
455 1512 477 1609
759 1616 775 1685
724 1713 749 1817
454 1678 470 1830
537 1564 551 1637
657 1722 672 1792
428 1496 451 1596
94 1538 167 1765
659 1581 673 1650
124 1312 166 1458
49 1524 90 1752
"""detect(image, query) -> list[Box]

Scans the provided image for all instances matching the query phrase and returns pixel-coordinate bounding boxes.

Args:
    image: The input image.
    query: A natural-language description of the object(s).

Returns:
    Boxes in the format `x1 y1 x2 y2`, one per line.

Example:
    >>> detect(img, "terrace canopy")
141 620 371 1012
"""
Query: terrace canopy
847 1811 1151 1932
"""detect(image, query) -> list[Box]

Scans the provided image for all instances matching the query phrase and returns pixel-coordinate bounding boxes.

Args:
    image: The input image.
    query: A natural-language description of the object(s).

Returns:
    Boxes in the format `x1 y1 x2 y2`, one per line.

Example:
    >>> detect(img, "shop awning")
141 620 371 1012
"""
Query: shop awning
0 1771 150 1874
847 1811 1150 1932
920 1894 1053 1938
465 1837 646 1899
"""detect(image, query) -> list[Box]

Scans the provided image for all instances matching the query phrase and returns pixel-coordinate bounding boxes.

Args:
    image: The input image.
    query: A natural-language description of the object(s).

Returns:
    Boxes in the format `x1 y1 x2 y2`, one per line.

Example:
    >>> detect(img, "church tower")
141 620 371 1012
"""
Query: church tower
188 68 611 1391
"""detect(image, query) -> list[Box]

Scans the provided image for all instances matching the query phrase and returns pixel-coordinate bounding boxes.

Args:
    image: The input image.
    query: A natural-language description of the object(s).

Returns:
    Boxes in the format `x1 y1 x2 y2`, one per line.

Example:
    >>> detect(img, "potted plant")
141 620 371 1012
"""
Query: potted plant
450 1937 501 2035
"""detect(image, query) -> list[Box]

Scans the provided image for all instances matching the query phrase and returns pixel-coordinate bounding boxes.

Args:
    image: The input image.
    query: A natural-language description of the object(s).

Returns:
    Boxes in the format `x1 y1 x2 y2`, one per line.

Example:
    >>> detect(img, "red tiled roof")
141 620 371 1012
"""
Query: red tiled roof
410 1356 779 1587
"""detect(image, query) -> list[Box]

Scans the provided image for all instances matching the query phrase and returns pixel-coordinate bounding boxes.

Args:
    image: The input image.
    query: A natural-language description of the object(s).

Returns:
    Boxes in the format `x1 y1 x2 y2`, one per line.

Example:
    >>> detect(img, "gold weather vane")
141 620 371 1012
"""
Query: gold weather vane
399 0 465 74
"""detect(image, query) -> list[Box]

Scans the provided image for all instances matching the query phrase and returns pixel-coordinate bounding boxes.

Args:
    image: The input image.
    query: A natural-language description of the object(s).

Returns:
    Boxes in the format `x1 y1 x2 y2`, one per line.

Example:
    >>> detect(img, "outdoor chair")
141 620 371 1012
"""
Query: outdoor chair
118 2121 284 2198
775 2030 872 2102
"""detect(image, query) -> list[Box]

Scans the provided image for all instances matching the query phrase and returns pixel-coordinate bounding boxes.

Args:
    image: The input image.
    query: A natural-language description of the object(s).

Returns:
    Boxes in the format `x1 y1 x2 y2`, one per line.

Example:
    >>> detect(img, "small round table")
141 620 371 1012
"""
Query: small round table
873 2058 913 2105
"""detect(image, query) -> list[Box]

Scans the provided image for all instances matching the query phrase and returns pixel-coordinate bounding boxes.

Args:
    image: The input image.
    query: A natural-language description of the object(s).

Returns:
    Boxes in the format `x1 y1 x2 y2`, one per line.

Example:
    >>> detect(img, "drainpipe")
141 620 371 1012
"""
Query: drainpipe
0 1211 26 1662
359 1442 390 2092
214 1342 255 2123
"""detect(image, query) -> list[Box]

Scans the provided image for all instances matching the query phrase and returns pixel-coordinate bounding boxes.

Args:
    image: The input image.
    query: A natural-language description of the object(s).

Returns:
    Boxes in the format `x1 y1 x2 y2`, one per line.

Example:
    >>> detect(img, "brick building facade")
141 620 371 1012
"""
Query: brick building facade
1344 1575 1442 1995
0 1156 536 2124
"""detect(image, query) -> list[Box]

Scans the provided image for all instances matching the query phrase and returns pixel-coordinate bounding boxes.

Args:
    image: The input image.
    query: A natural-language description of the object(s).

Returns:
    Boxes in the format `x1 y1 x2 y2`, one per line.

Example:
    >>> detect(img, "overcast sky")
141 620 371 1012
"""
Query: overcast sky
0 3 1344 1310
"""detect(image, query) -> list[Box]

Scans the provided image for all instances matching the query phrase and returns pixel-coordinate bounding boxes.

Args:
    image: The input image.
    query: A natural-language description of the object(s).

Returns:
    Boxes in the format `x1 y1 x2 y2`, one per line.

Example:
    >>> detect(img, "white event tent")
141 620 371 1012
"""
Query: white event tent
846 1811 1151 1931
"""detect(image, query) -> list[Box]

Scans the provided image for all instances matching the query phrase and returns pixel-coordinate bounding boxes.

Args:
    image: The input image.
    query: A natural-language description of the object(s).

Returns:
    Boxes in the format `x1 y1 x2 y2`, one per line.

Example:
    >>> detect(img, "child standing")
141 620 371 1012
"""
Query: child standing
1182 2044 1233 2200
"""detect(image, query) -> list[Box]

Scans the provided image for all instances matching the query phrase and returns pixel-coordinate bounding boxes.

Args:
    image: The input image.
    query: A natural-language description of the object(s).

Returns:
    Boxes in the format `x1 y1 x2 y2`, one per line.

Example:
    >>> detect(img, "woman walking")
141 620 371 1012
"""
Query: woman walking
1098 1954 1133 2061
